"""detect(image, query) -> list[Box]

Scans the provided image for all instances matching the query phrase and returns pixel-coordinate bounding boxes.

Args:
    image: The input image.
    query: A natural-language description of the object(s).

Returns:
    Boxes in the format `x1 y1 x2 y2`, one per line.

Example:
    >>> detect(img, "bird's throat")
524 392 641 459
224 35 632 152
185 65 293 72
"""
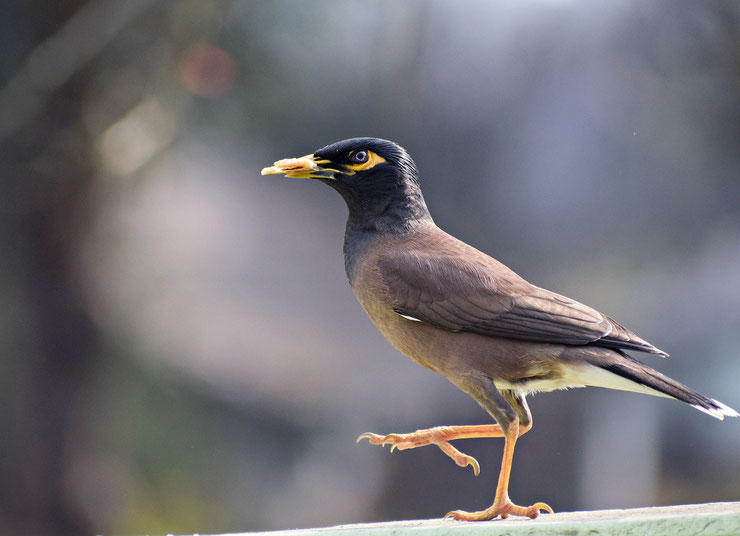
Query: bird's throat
342 208 432 285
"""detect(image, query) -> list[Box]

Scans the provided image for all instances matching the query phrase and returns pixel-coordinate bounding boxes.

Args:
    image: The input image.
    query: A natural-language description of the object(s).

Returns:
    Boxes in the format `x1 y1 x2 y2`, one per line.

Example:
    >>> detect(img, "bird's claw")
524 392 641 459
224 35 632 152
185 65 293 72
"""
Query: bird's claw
356 432 400 448
444 500 553 521
356 429 481 475
463 455 481 476
532 502 554 515
355 432 411 450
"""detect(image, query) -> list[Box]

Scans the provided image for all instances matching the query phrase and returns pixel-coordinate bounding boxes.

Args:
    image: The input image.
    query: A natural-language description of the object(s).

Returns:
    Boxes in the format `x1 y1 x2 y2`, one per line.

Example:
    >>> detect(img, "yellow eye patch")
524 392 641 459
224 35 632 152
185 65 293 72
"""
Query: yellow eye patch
345 150 387 172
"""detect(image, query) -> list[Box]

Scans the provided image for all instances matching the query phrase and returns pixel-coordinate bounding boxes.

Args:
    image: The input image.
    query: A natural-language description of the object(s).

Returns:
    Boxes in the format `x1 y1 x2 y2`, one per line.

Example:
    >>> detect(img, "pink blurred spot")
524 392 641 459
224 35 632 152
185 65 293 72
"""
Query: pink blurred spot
180 43 236 97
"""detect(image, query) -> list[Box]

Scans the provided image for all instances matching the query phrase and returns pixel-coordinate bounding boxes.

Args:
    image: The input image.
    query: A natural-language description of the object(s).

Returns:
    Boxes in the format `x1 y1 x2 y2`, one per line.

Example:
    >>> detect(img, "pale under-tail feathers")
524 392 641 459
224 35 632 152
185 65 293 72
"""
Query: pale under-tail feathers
599 351 738 420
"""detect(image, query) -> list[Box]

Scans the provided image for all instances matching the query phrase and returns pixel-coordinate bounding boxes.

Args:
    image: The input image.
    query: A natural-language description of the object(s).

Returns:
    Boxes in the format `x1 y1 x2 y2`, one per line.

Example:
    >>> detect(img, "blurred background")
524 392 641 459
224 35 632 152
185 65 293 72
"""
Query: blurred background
2 0 740 534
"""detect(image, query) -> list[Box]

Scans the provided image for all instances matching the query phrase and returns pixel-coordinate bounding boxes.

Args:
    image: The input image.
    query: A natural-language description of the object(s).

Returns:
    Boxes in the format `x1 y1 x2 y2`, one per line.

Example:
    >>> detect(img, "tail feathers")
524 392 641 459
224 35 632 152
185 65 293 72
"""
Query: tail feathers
692 399 740 420
600 354 738 420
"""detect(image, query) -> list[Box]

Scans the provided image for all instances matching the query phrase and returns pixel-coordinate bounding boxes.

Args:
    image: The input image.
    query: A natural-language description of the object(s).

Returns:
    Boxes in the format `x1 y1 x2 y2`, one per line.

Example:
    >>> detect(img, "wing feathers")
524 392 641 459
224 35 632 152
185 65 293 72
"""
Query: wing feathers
382 249 666 355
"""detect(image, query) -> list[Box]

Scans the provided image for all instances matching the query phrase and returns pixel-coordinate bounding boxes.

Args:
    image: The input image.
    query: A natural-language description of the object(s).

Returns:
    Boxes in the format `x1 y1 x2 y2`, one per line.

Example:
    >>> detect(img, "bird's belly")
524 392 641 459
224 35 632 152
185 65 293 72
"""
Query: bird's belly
359 299 448 374
352 286 559 383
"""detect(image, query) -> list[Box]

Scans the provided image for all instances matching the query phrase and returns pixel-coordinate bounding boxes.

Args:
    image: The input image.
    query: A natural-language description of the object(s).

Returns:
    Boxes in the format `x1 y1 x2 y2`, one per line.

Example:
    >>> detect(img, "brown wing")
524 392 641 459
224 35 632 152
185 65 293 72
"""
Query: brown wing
379 250 667 355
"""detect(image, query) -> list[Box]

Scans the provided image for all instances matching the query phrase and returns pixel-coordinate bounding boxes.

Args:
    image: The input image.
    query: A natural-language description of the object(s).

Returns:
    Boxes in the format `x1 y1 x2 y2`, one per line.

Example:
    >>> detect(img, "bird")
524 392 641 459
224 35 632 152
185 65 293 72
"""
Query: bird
261 137 738 521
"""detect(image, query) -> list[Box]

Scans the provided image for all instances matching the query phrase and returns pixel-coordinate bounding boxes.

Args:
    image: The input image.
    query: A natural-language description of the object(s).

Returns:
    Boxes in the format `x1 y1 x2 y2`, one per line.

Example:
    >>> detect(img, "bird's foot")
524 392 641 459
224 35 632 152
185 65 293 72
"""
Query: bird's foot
357 427 481 475
444 499 553 521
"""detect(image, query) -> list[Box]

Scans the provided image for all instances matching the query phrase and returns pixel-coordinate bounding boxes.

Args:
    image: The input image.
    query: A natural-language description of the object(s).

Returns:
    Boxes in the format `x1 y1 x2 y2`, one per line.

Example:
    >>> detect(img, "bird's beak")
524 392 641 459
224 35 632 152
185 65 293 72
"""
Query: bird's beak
261 154 339 179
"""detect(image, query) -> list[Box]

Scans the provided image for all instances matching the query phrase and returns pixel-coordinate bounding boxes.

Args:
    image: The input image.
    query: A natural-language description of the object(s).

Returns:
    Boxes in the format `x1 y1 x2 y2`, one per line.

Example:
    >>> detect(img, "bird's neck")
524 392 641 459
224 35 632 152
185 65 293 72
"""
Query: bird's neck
339 174 430 226
342 195 433 284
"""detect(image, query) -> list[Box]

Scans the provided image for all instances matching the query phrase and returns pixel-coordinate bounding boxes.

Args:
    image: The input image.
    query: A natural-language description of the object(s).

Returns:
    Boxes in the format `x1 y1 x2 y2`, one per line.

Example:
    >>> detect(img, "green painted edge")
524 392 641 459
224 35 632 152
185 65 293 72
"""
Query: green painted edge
209 502 740 536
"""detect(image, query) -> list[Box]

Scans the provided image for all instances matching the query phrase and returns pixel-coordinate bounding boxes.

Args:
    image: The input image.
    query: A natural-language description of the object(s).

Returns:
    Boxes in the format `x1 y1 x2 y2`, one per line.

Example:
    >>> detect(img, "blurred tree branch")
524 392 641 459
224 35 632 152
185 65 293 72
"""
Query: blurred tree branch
0 0 155 143
0 1 224 534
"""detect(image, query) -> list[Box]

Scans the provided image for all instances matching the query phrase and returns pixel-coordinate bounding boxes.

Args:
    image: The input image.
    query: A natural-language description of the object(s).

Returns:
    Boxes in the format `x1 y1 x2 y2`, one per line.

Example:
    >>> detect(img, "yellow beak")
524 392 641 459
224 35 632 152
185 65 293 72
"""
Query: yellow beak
261 154 338 179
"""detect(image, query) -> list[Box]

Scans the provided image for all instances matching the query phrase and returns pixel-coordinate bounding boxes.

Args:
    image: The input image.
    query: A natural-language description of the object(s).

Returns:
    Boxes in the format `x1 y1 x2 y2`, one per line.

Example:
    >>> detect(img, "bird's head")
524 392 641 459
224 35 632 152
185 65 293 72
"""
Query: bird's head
262 137 431 232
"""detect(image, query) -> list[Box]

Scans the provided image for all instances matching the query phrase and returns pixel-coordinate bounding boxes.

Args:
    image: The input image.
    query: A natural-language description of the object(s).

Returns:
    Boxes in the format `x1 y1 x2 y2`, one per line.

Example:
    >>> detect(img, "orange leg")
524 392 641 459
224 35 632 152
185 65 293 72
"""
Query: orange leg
357 421 552 520
358 424 509 475
444 423 552 520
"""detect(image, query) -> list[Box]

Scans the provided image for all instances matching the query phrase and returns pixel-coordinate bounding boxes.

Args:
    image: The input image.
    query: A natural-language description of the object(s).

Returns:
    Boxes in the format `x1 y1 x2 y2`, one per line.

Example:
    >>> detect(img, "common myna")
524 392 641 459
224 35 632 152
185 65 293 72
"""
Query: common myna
261 137 738 521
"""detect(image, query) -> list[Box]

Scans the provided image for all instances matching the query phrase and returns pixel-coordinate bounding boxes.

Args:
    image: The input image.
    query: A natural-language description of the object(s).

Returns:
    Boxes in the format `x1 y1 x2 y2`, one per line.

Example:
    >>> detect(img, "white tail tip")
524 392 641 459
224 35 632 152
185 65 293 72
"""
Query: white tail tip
692 399 739 420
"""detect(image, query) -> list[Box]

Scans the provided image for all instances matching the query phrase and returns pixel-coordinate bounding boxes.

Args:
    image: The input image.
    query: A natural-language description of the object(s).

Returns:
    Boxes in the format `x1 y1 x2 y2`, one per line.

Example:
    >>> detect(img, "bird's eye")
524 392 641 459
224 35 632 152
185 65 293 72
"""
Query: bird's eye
350 150 369 164
344 149 387 172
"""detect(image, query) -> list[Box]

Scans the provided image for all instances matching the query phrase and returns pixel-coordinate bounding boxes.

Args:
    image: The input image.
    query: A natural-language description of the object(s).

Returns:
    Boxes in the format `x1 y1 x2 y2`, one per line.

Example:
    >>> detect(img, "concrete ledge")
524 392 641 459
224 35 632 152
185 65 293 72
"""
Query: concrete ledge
210 502 740 536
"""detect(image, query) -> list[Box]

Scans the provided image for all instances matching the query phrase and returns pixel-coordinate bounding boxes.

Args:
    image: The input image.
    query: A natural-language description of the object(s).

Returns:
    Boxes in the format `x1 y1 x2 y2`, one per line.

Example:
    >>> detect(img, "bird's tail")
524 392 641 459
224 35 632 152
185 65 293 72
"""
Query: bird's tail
601 352 738 420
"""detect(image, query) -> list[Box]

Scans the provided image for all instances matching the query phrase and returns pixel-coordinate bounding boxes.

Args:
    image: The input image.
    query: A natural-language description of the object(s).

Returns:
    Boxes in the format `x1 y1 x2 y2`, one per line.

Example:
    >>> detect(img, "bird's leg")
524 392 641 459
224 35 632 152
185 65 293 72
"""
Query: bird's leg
357 424 511 475
358 387 553 520
444 422 552 520
445 390 553 521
